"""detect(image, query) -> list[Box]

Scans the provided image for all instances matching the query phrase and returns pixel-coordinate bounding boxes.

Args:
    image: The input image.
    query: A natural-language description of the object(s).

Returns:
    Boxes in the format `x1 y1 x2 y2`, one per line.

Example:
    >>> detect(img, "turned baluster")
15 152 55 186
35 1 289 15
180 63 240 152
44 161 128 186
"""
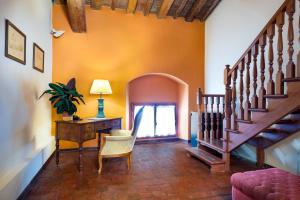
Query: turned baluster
204 96 209 141
197 88 203 141
297 0 300 77
222 96 225 117
286 0 296 78
258 34 267 109
224 65 232 148
216 96 221 139
239 59 245 120
210 96 215 139
251 43 259 108
244 51 252 121
267 23 275 95
275 12 285 95
231 68 238 131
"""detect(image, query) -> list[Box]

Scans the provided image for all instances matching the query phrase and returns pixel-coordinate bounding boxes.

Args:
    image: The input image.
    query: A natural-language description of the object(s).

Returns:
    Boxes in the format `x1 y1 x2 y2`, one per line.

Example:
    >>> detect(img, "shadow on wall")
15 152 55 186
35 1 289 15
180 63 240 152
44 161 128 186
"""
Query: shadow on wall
0 75 51 178
126 73 189 140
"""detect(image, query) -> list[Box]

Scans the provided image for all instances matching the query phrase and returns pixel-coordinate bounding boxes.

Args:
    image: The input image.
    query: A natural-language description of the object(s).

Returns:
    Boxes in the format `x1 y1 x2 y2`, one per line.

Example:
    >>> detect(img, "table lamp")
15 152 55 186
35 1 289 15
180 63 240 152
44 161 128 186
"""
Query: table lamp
90 80 112 118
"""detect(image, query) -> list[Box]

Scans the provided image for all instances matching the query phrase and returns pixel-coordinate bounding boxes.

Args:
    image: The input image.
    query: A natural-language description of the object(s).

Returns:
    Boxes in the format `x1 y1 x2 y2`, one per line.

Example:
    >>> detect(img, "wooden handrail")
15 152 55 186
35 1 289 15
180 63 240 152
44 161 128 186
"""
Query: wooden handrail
202 94 225 97
228 0 291 77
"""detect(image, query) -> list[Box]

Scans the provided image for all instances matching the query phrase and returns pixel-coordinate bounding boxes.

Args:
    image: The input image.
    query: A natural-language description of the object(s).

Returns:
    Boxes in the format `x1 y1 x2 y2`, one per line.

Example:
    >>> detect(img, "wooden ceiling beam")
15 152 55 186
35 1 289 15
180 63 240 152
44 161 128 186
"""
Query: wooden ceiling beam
111 0 115 10
174 0 188 19
158 0 175 18
144 0 154 16
200 0 221 21
127 0 138 13
66 0 87 32
90 0 102 9
186 0 206 22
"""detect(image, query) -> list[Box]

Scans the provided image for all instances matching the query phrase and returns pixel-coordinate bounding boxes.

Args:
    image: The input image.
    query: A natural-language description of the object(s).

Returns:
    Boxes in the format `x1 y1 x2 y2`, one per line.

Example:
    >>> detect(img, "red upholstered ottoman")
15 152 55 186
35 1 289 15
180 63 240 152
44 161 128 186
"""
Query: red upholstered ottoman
231 168 300 200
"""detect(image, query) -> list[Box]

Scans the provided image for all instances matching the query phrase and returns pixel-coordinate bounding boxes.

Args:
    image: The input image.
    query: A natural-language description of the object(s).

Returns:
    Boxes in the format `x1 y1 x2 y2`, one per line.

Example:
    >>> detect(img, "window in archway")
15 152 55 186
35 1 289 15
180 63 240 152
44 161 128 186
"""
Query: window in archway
133 104 177 138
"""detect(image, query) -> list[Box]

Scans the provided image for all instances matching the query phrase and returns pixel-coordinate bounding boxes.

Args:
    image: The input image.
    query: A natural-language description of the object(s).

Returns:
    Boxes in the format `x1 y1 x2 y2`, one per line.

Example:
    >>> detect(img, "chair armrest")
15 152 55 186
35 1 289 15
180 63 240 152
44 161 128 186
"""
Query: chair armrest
105 135 132 141
110 129 132 136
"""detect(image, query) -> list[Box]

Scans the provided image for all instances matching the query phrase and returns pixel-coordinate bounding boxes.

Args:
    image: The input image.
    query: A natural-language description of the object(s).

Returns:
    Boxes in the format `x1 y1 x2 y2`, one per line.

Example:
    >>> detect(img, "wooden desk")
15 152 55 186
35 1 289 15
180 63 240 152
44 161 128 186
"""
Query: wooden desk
55 117 122 171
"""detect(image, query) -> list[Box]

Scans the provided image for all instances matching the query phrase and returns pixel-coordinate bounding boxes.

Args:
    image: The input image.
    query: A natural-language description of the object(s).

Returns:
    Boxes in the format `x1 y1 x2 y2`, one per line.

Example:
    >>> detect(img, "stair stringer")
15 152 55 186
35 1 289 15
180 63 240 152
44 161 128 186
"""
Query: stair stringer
228 82 300 152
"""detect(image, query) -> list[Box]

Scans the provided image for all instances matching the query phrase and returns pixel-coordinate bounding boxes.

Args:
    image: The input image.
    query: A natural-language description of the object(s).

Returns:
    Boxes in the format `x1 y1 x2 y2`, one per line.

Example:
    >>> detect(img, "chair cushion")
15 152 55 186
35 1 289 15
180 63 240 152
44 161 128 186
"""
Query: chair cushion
231 168 300 200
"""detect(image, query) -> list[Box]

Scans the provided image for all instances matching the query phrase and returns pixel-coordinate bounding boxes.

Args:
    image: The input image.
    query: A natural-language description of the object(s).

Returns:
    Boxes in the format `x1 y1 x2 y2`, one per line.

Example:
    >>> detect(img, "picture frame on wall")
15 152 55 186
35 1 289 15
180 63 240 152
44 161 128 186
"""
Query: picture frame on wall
33 43 44 73
5 19 26 65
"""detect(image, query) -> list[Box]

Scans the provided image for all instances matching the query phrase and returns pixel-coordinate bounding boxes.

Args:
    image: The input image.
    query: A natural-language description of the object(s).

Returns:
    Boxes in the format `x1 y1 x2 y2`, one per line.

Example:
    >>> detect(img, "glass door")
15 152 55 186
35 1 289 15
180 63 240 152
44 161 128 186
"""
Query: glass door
133 104 176 138
134 105 155 137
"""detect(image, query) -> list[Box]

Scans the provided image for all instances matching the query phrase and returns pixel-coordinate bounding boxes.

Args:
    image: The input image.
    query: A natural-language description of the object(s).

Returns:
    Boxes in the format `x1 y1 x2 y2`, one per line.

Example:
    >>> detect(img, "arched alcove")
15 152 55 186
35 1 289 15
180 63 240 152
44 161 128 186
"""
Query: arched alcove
126 73 189 140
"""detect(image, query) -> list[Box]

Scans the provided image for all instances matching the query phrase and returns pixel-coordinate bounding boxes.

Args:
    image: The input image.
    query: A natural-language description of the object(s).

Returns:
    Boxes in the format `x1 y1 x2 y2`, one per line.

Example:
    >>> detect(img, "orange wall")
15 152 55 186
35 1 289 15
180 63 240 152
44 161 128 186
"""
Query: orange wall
52 5 205 148
129 75 179 103
128 74 186 136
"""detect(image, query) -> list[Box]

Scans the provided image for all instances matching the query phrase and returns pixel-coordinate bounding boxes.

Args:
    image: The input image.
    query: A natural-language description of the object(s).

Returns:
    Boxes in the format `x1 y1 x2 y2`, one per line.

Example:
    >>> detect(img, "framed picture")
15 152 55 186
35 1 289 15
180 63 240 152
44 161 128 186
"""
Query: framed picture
33 43 44 73
5 19 26 65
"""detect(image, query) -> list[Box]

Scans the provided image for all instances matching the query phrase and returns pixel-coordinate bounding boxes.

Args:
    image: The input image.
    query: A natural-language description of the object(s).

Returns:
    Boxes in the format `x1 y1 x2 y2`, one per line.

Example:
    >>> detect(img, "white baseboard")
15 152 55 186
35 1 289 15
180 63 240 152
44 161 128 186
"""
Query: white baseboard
0 137 55 200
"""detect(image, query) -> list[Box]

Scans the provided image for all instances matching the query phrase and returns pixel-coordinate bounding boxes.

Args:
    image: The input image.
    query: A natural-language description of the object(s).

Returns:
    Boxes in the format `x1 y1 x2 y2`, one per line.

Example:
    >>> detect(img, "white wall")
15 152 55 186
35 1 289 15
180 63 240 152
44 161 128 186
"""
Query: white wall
205 0 284 94
0 0 54 199
205 0 300 174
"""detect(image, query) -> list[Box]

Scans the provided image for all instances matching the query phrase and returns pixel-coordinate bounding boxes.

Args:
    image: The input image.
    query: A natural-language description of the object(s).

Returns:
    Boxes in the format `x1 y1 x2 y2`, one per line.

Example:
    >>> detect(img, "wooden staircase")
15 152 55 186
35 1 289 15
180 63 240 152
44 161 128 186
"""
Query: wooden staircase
247 109 300 167
186 0 300 172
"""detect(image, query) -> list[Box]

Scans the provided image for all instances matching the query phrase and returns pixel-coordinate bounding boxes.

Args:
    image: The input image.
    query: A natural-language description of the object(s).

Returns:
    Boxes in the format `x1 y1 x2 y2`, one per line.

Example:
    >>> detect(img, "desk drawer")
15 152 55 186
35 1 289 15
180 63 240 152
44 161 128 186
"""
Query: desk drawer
81 124 96 141
95 121 111 130
111 119 121 129
57 123 81 142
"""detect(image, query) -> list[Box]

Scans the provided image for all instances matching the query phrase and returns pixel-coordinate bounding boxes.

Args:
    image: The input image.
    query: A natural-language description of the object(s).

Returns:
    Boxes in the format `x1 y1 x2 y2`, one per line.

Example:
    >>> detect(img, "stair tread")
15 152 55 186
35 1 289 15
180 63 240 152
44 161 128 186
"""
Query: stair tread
264 94 288 98
186 147 225 165
248 128 291 148
260 131 289 141
225 128 241 133
247 137 273 148
263 128 291 134
283 77 300 82
276 119 299 124
197 138 225 152
248 108 269 112
236 119 253 124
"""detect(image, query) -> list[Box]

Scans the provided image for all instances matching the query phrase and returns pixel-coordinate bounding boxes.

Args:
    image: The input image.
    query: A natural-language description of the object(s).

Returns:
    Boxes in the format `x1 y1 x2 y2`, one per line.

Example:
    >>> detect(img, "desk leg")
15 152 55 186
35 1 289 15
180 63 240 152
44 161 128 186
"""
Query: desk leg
79 143 83 171
97 132 101 151
56 138 59 166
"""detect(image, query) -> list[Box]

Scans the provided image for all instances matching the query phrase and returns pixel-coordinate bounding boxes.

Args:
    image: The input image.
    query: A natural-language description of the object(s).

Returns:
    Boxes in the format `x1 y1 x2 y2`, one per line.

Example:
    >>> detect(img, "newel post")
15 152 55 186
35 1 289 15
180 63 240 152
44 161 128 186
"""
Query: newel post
197 88 203 141
224 65 232 151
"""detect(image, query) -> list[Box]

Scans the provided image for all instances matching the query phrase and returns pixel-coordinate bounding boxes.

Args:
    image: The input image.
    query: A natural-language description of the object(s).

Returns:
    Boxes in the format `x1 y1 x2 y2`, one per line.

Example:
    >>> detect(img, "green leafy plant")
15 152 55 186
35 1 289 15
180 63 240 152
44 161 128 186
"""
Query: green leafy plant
39 78 85 115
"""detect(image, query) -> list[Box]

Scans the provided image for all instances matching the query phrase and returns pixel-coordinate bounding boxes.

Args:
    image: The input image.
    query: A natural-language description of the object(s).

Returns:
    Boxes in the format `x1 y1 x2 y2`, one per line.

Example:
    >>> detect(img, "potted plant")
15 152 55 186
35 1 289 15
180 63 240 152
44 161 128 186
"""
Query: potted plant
40 78 85 121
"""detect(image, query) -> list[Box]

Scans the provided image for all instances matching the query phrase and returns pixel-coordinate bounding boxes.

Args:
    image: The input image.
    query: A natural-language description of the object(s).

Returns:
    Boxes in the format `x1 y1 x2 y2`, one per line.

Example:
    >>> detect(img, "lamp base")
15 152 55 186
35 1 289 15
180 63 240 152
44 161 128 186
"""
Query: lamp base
97 98 106 118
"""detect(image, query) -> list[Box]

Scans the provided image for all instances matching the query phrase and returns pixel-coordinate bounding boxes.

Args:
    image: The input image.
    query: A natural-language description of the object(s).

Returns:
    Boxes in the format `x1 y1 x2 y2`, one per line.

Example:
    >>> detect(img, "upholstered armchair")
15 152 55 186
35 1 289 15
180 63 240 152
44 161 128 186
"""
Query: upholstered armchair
98 106 144 174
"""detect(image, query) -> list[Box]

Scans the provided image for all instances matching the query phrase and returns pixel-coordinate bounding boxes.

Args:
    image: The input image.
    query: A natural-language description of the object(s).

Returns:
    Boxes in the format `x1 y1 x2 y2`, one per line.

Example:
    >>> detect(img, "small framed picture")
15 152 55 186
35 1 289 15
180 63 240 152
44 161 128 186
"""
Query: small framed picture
33 43 44 73
5 19 26 65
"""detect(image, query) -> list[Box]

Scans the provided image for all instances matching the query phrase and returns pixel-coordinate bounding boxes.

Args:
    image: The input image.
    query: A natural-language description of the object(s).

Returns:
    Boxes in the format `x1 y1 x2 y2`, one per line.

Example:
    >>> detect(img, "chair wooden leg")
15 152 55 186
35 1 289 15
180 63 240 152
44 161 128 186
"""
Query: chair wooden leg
98 155 103 174
127 153 132 170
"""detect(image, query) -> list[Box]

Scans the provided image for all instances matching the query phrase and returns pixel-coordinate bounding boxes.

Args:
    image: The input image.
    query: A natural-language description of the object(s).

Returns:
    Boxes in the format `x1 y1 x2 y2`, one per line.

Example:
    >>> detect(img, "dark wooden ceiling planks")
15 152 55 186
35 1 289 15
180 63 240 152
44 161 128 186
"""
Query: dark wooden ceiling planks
158 0 175 18
54 0 221 32
66 0 87 32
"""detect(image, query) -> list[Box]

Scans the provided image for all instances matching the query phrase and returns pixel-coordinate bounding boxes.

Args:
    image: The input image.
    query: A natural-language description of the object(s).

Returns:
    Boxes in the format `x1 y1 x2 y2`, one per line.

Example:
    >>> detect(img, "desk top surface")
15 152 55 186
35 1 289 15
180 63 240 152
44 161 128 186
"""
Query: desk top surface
56 117 122 124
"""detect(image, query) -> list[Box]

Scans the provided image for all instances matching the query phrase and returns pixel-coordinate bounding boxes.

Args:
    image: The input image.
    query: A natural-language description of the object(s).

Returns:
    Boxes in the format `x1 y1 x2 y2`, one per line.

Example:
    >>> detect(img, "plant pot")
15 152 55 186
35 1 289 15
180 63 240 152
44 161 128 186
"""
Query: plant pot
62 112 73 121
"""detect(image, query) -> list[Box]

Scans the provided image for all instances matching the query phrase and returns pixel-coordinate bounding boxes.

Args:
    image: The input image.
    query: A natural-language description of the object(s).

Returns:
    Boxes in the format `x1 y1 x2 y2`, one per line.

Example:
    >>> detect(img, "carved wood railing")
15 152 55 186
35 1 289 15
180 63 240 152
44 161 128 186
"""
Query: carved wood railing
197 88 225 142
223 0 299 152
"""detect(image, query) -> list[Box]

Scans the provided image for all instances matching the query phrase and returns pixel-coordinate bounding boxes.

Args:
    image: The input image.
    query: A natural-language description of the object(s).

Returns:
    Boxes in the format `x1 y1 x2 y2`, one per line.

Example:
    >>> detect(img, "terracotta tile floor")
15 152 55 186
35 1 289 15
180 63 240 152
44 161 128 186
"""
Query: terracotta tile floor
22 142 258 200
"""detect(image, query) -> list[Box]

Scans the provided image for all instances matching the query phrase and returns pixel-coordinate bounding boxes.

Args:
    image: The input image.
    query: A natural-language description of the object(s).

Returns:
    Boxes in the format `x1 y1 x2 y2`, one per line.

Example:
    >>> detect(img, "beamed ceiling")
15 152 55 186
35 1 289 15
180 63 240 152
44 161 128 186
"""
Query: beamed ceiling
55 0 221 32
